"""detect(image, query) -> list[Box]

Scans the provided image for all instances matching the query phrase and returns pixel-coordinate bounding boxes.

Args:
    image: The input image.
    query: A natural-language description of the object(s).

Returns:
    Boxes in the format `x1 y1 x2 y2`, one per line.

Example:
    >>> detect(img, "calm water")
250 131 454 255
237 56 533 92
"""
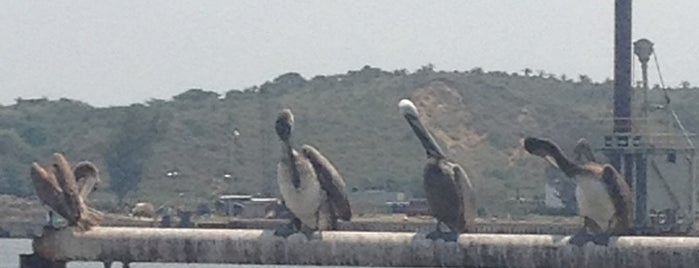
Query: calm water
0 238 362 268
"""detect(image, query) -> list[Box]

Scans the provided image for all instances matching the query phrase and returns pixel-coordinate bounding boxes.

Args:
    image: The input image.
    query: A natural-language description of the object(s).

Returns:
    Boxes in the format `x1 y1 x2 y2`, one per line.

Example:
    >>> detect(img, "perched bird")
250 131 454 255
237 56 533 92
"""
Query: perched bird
524 137 632 246
399 99 477 241
30 153 103 230
274 109 351 237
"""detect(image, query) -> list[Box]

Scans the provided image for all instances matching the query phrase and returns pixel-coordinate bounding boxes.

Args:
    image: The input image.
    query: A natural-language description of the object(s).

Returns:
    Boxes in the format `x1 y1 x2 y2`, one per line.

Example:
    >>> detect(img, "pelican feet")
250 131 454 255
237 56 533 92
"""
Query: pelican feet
576 217 614 246
425 221 459 241
273 225 296 238
591 233 612 246
273 222 298 238
569 230 612 246
274 218 304 238
569 229 593 246
426 230 459 242
303 228 319 240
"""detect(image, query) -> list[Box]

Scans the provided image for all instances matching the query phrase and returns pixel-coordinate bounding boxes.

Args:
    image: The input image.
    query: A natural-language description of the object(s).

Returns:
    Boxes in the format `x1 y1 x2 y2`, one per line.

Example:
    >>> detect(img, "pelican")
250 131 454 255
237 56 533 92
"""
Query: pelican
274 109 352 237
524 137 632 245
30 153 103 230
398 99 477 241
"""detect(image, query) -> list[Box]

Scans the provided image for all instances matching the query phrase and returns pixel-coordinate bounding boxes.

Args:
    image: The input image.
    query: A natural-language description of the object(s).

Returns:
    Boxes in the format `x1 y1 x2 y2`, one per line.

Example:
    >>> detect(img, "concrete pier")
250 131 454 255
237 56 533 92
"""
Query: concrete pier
199 218 581 234
29 227 699 267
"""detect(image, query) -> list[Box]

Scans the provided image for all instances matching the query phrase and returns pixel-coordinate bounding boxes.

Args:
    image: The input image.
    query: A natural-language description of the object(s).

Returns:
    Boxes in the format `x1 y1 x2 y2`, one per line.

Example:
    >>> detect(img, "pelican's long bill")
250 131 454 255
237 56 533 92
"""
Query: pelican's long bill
399 99 445 159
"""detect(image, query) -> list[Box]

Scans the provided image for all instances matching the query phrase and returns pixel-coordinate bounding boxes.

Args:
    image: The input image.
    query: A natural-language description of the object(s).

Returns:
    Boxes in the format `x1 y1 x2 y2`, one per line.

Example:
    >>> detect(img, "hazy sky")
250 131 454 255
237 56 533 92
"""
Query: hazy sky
2 1 698 107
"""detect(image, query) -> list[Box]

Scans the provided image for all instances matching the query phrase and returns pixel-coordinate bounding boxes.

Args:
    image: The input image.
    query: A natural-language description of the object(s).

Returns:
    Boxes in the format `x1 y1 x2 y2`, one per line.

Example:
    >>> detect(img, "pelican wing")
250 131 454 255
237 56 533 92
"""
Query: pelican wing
30 163 63 203
601 165 633 234
301 144 352 221
52 154 80 193
30 163 73 221
452 164 477 225
50 153 82 224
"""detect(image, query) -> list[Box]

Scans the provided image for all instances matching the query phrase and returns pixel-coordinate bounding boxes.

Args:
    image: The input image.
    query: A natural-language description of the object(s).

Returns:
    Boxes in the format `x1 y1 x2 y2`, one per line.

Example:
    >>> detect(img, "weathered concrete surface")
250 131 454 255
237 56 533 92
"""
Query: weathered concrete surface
199 218 581 235
33 227 699 267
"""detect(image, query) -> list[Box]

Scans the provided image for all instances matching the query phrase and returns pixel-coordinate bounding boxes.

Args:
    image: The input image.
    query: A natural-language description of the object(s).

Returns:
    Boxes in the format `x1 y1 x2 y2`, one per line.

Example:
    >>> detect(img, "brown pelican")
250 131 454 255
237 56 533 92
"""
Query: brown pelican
274 109 352 237
524 137 632 245
398 99 477 241
30 153 103 230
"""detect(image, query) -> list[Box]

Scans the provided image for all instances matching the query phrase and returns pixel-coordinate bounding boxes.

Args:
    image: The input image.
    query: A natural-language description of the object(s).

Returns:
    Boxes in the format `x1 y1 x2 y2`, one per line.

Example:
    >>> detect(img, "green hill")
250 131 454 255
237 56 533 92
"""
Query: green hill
1 66 697 215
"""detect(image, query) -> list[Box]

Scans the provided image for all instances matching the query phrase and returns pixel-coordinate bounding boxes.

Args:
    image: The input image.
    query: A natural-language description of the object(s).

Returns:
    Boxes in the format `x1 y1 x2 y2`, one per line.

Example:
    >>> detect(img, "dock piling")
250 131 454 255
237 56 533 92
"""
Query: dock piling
19 253 65 268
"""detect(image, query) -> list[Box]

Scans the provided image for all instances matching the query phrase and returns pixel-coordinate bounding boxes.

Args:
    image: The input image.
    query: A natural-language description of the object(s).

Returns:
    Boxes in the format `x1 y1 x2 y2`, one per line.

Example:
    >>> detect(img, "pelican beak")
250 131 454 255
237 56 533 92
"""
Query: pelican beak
403 113 445 159
31 162 49 180
544 155 560 169
523 137 555 158
523 137 564 169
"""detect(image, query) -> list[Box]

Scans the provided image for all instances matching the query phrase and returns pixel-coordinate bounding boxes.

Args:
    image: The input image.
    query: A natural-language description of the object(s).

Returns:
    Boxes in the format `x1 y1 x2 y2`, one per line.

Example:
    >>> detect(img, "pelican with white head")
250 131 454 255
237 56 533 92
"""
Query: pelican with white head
398 98 477 241
274 108 352 238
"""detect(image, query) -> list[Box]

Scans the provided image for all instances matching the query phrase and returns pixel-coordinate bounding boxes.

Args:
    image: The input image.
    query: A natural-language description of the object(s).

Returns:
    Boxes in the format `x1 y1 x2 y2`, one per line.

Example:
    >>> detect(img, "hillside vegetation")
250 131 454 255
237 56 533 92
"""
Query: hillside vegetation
1 66 697 215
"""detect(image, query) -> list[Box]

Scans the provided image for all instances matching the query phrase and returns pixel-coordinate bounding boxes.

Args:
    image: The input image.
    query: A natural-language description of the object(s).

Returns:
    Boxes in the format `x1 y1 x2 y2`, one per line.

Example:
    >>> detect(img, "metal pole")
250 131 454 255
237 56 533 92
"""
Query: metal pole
613 0 633 134
613 0 639 230
635 153 647 227
633 38 653 228
641 61 649 117
624 155 635 208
